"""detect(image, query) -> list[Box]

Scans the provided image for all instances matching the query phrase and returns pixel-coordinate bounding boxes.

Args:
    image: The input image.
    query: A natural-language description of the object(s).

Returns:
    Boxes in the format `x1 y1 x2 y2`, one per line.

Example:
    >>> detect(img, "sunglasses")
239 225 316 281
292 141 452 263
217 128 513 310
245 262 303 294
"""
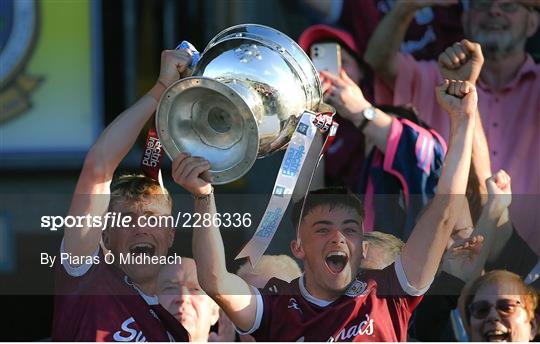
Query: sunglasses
469 299 525 319
470 1 526 13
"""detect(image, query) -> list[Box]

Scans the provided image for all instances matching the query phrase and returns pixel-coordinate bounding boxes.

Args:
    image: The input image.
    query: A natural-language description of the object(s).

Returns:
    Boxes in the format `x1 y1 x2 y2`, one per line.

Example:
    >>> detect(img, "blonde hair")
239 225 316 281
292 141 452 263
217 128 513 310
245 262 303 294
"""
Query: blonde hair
363 231 404 267
109 174 172 213
237 255 302 283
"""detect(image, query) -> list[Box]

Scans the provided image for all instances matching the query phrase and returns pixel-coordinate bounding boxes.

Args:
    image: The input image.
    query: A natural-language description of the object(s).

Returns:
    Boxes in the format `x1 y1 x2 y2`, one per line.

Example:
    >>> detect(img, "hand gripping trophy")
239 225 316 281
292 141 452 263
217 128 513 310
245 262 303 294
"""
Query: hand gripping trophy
156 24 336 265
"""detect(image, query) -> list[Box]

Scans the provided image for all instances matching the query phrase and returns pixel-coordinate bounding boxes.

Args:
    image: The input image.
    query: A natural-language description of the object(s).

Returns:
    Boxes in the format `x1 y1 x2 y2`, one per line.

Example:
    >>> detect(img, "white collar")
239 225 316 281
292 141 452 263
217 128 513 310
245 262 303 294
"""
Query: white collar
123 276 159 305
299 274 333 307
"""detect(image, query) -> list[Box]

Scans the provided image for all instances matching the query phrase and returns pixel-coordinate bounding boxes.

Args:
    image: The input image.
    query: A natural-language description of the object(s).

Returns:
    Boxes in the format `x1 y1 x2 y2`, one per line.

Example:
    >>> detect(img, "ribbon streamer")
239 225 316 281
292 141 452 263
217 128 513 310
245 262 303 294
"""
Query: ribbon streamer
236 112 338 267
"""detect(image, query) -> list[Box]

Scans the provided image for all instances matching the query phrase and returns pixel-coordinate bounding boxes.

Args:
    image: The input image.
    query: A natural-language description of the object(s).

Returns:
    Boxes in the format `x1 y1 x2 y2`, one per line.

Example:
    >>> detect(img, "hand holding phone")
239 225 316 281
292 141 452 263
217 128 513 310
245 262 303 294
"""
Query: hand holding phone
310 43 341 75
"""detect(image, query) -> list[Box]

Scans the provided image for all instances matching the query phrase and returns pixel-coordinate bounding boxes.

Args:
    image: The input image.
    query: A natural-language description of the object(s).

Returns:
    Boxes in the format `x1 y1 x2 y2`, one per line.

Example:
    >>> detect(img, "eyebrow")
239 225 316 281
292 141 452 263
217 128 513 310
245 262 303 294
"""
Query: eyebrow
312 219 360 226
342 219 361 226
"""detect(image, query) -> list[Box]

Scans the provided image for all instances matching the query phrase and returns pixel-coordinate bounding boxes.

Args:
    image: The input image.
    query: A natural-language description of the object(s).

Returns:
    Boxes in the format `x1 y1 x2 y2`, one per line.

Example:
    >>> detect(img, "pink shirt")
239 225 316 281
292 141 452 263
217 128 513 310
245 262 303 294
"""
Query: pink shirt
375 53 540 255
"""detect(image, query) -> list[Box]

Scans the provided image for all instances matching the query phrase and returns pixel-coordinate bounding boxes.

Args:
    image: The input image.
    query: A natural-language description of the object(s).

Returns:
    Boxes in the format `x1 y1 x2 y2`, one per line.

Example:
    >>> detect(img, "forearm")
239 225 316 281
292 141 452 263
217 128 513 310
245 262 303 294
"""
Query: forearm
193 194 229 292
364 2 416 87
436 119 475 195
486 209 513 262
403 119 475 288
471 108 492 203
447 201 502 282
64 84 164 255
192 194 256 331
360 109 393 153
87 82 166 178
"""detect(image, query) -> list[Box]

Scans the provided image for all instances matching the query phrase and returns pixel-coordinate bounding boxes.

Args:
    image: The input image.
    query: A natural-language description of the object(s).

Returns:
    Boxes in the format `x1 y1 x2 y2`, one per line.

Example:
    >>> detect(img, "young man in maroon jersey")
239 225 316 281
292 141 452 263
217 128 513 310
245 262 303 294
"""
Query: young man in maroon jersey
52 48 194 341
174 78 477 341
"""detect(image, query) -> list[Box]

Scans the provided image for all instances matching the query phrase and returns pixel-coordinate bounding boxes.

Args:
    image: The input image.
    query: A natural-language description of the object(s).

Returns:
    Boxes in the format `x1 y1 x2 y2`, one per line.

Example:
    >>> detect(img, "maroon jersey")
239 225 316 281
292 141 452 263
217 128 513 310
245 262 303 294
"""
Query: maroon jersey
242 257 425 341
53 242 189 342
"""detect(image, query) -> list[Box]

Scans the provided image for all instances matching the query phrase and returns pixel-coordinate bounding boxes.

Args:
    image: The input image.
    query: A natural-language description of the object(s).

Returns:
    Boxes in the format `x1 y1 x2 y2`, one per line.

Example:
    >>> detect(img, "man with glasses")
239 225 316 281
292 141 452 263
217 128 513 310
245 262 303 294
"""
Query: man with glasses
364 0 540 257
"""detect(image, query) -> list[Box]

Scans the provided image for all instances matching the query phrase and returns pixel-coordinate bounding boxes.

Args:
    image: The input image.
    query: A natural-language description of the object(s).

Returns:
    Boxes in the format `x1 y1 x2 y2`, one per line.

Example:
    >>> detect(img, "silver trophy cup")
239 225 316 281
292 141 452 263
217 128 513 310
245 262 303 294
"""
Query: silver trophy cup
156 24 333 184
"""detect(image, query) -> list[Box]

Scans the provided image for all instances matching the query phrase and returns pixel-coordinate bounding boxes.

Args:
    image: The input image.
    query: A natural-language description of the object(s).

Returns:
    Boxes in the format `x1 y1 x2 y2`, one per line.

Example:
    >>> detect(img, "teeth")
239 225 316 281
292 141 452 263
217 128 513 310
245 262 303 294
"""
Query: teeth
486 330 506 336
130 243 154 250
326 251 347 258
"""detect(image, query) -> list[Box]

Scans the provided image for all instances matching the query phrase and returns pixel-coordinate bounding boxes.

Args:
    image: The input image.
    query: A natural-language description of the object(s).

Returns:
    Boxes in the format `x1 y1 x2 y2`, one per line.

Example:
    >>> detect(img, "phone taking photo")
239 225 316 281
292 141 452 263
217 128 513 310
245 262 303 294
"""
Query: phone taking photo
310 43 341 75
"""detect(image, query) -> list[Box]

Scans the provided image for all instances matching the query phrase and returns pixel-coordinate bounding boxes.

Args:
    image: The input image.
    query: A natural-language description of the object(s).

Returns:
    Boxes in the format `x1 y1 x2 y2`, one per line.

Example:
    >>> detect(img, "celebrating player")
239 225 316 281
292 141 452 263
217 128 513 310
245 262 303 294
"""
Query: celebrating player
52 48 195 341
174 78 477 341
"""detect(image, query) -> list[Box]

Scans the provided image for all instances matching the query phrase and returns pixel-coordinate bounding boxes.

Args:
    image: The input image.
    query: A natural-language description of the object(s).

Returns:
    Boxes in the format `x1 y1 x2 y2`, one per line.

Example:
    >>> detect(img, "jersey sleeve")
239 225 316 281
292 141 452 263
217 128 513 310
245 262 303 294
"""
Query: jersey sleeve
234 285 265 336
368 256 429 312
383 117 446 204
59 239 99 277
235 277 292 340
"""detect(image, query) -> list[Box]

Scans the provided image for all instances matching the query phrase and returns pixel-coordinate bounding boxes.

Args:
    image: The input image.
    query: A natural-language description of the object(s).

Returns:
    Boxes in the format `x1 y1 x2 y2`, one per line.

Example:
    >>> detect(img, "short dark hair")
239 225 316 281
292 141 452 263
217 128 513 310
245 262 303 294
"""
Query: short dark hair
291 187 364 229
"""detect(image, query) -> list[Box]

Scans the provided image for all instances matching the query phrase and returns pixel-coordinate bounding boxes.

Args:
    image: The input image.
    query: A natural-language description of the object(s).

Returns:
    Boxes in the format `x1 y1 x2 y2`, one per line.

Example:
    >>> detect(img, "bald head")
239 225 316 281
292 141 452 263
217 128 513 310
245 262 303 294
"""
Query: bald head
157 258 219 342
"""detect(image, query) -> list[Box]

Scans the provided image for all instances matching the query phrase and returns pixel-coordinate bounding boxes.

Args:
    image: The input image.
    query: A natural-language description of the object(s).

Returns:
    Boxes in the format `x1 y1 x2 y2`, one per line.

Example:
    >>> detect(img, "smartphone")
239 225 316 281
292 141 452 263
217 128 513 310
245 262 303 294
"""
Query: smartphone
310 43 341 75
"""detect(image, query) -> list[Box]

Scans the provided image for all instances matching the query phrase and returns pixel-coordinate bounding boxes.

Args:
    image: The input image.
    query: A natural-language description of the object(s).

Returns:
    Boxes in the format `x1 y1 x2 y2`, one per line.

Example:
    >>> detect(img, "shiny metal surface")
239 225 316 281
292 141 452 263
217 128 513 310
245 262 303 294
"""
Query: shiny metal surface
156 24 330 184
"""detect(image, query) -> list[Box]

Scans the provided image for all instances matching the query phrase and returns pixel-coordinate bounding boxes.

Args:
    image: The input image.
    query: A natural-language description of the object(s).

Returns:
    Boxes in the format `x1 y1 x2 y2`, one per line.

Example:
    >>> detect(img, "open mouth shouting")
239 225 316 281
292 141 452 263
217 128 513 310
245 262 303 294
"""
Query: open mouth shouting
129 243 156 257
483 329 510 342
325 251 349 274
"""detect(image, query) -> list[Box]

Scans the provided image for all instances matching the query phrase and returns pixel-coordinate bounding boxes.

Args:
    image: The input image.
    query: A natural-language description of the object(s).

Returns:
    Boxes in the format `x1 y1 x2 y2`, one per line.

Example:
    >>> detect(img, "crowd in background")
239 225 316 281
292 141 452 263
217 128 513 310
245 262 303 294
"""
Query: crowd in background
52 0 539 342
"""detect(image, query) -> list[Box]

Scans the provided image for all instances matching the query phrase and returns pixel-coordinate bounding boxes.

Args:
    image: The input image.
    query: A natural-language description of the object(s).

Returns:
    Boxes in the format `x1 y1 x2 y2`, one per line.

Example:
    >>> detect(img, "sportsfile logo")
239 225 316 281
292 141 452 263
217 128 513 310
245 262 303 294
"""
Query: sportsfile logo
142 137 162 168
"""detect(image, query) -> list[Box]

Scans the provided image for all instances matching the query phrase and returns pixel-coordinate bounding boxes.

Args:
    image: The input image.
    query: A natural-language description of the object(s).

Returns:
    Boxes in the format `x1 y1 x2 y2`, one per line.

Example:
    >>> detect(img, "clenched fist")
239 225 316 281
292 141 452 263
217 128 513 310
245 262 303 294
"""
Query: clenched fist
438 40 484 85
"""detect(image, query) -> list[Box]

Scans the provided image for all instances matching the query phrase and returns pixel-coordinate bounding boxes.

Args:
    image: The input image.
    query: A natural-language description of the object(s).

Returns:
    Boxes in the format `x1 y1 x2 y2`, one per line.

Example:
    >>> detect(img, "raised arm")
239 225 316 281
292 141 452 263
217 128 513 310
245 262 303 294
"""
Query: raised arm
441 170 513 283
64 49 194 258
364 0 456 89
172 153 257 332
479 170 514 262
438 40 490 200
320 70 393 152
401 79 476 290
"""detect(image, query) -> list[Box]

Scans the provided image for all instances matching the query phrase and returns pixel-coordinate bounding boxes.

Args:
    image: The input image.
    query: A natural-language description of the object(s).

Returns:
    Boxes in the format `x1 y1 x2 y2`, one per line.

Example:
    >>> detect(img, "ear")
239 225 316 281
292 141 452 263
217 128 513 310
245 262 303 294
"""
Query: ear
290 239 305 260
362 240 369 260
527 10 539 38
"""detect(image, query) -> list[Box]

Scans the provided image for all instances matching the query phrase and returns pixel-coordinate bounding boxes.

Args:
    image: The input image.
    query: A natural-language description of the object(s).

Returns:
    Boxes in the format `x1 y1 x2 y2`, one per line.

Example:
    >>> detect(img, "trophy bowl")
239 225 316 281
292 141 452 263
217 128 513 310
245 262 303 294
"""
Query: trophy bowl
156 24 327 184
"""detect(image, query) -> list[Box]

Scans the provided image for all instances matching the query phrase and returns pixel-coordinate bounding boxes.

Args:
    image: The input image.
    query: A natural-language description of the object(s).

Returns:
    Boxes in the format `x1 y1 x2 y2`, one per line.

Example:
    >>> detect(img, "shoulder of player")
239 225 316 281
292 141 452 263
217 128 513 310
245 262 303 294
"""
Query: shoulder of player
260 277 297 295
357 264 397 290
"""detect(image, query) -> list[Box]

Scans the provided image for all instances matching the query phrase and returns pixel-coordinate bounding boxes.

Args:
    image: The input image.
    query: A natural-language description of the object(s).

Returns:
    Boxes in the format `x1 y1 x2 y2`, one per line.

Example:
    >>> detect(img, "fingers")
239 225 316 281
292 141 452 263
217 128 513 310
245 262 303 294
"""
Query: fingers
340 69 353 82
439 42 468 68
492 169 511 190
450 234 484 253
172 153 211 184
461 39 483 58
159 48 194 86
181 158 211 181
321 78 332 93
438 51 455 70
172 152 191 176
438 79 450 92
320 71 344 89
444 79 474 98
435 79 450 104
